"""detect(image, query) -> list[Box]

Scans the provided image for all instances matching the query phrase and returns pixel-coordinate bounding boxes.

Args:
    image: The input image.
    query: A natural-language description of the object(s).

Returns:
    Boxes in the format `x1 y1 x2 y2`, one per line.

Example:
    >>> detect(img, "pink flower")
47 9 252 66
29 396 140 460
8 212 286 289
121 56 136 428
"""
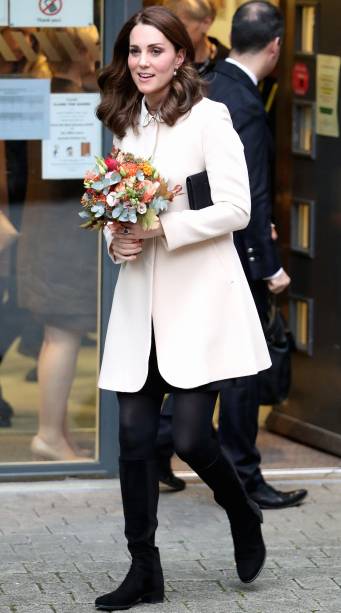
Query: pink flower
84 169 99 182
142 180 160 203
105 157 119 171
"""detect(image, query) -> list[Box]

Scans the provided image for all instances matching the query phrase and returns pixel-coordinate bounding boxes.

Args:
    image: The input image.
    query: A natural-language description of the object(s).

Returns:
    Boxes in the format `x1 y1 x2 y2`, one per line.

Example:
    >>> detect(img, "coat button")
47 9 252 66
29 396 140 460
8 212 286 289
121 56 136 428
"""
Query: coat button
249 256 255 262
247 247 254 253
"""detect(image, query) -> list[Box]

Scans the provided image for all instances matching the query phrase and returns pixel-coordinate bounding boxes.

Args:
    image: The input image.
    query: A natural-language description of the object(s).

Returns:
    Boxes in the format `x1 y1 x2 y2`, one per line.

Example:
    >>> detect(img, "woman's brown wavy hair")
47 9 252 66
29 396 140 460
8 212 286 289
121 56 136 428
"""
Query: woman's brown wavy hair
96 6 204 138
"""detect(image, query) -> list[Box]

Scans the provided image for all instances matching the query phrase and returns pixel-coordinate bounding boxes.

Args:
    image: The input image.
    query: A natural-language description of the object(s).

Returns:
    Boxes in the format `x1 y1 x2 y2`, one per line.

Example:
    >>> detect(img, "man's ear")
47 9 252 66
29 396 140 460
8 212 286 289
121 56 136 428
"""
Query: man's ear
269 37 280 57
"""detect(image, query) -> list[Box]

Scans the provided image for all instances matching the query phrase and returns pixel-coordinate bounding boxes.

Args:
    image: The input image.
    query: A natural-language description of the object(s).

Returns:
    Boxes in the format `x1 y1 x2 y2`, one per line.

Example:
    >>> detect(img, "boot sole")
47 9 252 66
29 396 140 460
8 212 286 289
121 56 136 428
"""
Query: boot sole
95 593 164 611
239 550 267 584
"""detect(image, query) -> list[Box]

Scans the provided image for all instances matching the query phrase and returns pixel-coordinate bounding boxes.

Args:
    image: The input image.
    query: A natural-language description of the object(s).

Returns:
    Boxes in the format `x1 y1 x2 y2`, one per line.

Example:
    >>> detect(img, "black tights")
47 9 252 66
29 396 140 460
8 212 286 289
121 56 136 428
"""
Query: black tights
118 391 219 470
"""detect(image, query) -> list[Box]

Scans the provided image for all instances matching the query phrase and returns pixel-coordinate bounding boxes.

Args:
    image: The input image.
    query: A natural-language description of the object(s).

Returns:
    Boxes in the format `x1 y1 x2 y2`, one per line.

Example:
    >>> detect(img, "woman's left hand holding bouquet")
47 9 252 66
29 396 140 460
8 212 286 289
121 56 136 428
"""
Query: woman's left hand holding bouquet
108 220 164 262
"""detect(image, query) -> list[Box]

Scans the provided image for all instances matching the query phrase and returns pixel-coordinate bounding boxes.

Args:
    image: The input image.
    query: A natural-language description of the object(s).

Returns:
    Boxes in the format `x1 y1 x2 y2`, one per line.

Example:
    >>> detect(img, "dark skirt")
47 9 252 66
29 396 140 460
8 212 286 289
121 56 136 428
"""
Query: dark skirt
137 330 236 396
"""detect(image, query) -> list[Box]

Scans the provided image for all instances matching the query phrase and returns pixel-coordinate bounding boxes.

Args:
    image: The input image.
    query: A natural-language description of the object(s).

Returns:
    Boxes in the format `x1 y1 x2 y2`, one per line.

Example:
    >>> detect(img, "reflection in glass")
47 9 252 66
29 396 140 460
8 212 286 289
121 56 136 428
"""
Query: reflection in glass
291 199 315 257
0 14 101 464
290 297 314 355
292 101 316 157
296 5 316 54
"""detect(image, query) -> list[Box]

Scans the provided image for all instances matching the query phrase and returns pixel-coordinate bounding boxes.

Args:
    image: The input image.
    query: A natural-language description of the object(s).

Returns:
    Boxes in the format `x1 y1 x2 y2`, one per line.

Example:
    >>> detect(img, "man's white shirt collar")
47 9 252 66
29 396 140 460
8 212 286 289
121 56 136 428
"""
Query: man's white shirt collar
225 58 258 86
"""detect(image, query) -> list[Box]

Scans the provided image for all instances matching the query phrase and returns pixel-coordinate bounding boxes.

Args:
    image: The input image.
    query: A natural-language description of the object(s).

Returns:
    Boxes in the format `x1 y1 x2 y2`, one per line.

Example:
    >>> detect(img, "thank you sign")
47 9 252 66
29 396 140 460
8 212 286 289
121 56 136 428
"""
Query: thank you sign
10 0 94 27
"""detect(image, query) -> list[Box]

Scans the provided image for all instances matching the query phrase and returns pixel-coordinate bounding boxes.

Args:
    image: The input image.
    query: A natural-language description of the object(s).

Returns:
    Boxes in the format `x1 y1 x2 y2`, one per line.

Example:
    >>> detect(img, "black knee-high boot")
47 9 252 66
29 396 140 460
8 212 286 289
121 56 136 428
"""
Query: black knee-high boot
95 459 164 611
193 451 266 583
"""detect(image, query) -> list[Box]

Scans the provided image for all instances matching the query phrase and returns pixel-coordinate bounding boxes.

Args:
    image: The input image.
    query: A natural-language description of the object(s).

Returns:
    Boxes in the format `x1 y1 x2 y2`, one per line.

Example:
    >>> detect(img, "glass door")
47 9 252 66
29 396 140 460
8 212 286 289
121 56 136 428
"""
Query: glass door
0 0 106 475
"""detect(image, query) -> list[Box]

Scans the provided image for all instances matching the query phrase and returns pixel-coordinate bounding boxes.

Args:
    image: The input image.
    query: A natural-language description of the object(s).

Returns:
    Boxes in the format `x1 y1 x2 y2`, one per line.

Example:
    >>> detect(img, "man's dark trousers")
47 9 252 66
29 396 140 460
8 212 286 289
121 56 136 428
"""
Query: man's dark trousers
218 279 269 493
209 60 281 494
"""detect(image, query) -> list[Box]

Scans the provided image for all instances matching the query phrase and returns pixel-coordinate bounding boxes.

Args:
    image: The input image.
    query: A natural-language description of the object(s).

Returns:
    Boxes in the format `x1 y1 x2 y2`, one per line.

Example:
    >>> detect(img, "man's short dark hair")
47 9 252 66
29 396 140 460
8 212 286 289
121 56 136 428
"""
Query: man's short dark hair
231 1 284 54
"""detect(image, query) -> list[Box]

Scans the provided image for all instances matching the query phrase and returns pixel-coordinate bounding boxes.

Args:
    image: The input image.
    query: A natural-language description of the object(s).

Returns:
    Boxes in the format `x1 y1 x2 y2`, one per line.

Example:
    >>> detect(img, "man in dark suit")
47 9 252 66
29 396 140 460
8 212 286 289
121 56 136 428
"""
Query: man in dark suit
208 0 307 509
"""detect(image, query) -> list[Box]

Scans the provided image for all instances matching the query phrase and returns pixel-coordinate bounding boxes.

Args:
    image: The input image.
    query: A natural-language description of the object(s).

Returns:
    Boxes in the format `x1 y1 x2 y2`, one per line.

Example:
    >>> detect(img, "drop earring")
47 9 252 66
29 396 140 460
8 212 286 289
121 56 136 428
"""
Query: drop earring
173 68 178 76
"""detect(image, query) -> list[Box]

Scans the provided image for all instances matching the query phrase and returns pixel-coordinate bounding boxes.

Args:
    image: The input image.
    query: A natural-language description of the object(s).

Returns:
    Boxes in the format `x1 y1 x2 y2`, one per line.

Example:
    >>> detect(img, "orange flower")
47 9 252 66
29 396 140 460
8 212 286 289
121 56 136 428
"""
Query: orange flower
140 162 153 176
121 162 138 177
114 181 125 192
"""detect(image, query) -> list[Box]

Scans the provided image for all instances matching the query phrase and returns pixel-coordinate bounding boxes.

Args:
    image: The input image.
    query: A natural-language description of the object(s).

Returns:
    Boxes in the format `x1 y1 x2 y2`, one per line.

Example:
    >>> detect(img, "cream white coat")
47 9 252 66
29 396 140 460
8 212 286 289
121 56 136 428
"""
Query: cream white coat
98 97 271 392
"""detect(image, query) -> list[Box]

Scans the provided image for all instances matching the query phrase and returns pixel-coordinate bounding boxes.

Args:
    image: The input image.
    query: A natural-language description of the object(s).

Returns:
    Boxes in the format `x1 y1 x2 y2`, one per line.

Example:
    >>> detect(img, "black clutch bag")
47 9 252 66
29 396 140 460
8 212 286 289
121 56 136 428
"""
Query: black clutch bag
186 170 213 210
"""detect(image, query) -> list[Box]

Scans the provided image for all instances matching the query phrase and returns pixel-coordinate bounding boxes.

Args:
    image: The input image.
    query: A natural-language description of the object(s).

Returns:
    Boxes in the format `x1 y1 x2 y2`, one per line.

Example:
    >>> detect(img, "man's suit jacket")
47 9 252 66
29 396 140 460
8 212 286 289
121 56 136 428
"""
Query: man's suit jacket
208 60 281 285
99 97 271 392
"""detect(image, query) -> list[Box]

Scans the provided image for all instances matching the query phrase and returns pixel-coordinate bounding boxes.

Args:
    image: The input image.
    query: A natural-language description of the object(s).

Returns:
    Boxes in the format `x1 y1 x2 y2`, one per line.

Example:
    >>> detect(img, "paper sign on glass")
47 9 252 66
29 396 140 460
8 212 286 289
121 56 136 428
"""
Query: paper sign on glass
0 0 8 25
0 78 50 140
10 0 93 27
42 93 102 180
316 54 340 138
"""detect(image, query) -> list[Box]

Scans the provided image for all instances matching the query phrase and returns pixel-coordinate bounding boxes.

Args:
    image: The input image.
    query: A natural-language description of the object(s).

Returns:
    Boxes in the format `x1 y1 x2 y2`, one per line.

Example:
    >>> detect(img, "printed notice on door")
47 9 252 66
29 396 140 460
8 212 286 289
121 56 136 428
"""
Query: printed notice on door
316 54 341 138
10 0 93 27
42 93 102 180
0 0 8 25
0 79 50 140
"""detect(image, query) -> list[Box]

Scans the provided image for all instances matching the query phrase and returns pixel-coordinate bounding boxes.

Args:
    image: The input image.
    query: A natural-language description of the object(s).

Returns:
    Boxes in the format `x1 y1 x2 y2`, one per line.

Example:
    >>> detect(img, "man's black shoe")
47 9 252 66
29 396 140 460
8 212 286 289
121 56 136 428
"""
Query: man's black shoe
159 470 186 492
158 463 186 492
249 482 307 510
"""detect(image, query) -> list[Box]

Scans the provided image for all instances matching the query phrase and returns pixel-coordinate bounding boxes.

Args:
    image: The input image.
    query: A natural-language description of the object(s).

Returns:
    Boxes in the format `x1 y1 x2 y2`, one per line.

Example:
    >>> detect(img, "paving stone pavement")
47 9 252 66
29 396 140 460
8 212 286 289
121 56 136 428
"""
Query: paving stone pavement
0 478 340 613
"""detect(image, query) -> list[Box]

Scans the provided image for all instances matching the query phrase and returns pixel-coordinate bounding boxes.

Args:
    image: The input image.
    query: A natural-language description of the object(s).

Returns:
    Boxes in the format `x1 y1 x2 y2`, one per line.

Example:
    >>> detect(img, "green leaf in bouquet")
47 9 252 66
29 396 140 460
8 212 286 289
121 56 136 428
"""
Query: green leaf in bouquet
118 209 130 222
109 172 122 185
91 203 105 217
128 209 137 223
112 205 124 219
151 196 168 214
80 219 95 229
92 177 111 191
139 207 159 230
95 156 108 173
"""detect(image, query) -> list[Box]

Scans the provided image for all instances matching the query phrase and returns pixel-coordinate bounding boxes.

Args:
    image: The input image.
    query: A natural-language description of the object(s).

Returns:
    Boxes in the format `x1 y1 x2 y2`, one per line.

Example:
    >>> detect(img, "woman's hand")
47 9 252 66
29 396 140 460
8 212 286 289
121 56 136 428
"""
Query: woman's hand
107 220 164 261
119 220 164 240
109 234 143 262
106 224 142 261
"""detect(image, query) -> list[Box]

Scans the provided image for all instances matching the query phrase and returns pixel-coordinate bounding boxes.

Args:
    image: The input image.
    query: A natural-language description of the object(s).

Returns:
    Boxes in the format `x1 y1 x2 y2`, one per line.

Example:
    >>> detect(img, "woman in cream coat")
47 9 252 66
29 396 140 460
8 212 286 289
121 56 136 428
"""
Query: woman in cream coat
95 7 270 612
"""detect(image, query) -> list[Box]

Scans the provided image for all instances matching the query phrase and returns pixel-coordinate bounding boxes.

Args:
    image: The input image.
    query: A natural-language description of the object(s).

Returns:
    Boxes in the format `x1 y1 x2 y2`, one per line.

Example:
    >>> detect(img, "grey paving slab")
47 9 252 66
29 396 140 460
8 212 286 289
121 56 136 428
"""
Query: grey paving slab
0 479 340 612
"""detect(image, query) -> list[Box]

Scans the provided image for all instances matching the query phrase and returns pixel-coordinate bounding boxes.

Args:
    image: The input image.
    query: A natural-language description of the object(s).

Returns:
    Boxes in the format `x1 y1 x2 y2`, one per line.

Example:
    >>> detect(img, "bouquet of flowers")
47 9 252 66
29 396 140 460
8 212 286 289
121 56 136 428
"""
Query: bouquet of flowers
79 147 181 231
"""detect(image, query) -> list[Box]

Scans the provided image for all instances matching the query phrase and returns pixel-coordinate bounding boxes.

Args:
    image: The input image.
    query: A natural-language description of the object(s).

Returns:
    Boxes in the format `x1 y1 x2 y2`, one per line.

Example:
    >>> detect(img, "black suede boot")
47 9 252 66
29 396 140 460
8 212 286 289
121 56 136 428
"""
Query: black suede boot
95 459 164 611
193 453 266 583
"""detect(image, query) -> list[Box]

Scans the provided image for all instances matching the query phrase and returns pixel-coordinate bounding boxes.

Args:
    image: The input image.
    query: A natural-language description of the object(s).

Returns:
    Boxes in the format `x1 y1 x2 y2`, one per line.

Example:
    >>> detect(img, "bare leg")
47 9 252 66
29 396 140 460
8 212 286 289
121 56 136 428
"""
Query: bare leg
62 413 92 457
31 325 83 461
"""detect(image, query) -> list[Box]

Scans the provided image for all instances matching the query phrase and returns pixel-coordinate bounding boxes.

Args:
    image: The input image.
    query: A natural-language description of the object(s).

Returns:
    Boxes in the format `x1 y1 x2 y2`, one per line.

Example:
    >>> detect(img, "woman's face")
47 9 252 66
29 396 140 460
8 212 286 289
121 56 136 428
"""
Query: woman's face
128 24 184 103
